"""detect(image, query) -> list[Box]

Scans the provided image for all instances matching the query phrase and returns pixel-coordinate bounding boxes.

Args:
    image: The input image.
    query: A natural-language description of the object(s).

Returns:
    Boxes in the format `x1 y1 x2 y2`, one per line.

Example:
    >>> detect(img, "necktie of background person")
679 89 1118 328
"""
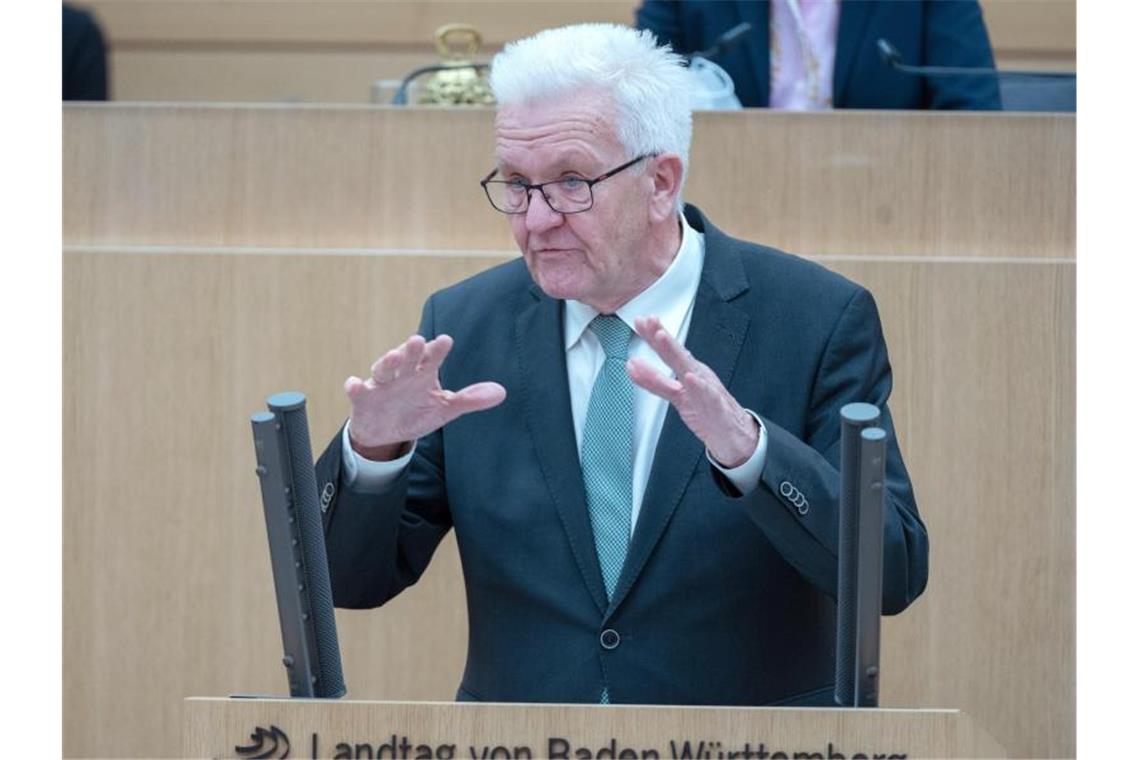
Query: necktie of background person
770 0 838 110
580 315 635 704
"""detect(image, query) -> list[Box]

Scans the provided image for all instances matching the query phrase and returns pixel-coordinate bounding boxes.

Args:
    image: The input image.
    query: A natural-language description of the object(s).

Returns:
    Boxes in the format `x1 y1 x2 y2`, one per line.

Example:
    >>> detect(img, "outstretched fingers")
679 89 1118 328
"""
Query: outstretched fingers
626 356 684 403
401 335 427 372
447 381 508 414
417 334 455 374
634 315 698 379
370 345 405 384
368 334 442 385
347 333 503 445
344 375 368 398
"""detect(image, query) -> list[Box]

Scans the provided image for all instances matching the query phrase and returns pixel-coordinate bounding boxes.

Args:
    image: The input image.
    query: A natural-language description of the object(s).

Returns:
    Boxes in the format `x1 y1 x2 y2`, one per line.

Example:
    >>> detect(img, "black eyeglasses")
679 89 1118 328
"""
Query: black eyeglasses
480 154 654 215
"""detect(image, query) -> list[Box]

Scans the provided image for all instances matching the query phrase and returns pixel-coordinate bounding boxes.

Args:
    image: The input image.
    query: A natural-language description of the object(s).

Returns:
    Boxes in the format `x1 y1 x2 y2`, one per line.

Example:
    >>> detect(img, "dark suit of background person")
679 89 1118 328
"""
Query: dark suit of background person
63 4 108 101
636 0 1001 110
315 204 928 707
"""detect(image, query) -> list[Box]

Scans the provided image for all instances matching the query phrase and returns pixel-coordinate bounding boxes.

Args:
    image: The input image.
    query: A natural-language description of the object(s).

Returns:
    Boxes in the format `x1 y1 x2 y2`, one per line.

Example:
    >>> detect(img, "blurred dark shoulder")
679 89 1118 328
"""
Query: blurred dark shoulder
63 4 108 100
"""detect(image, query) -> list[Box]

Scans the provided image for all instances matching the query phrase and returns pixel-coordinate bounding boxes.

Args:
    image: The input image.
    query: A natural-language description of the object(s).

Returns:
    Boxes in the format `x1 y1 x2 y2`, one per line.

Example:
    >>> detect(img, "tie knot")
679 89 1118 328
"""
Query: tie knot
590 315 633 359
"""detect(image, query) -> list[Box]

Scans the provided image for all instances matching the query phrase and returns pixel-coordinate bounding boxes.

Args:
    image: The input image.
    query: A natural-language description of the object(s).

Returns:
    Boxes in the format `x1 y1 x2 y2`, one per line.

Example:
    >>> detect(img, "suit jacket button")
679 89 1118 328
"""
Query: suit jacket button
600 629 621 650
779 481 794 498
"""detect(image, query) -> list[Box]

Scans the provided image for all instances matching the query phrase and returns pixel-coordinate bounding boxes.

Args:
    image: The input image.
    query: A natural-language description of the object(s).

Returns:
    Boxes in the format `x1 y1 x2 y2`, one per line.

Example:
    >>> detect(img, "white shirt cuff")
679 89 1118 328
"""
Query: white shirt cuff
341 421 416 494
706 409 768 495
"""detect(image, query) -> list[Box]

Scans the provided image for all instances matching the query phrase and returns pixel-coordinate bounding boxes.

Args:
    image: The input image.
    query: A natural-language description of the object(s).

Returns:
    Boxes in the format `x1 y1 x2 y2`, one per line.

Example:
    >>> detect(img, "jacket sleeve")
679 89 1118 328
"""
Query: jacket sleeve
922 0 1002 110
635 0 691 51
317 297 452 609
714 287 929 614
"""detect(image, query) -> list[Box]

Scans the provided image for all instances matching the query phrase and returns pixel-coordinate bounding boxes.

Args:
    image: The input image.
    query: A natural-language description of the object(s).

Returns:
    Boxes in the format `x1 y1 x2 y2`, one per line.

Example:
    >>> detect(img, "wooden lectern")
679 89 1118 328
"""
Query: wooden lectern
184 698 1005 759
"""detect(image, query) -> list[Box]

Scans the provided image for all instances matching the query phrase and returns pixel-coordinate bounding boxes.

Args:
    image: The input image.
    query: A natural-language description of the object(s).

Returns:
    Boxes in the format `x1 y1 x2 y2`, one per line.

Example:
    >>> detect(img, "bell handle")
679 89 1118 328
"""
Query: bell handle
435 23 482 60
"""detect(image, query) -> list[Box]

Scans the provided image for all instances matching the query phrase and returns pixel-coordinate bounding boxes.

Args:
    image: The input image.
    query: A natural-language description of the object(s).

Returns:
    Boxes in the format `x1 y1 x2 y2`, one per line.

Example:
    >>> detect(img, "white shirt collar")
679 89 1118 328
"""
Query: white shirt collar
564 213 705 350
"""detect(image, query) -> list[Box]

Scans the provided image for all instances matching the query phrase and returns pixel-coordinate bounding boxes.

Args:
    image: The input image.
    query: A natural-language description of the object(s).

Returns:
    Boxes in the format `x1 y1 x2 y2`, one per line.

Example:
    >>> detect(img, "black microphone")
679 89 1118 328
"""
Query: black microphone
251 391 347 698
834 403 884 708
876 38 1073 80
691 22 753 61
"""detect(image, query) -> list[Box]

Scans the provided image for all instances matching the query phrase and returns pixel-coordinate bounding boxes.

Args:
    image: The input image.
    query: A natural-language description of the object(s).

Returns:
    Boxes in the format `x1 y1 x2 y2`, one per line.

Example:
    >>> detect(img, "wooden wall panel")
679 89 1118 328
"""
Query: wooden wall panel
63 106 1076 258
107 48 442 105
63 250 500 758
64 248 1073 758
84 1 635 47
982 0 1076 56
833 257 1075 759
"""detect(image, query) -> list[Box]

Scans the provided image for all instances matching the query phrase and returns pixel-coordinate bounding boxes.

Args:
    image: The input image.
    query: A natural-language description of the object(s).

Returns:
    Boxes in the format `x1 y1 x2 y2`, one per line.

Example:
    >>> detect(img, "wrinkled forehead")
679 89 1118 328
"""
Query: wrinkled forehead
493 89 625 172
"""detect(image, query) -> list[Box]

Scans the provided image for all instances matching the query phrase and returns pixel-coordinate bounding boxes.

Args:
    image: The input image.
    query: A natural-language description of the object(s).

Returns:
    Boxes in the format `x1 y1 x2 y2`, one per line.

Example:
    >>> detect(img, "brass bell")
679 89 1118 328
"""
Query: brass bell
420 23 495 106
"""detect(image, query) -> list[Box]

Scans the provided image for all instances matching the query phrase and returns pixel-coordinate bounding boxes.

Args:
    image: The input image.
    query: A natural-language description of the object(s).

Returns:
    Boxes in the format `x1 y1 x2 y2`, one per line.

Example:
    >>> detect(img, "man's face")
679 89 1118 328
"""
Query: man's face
493 89 661 313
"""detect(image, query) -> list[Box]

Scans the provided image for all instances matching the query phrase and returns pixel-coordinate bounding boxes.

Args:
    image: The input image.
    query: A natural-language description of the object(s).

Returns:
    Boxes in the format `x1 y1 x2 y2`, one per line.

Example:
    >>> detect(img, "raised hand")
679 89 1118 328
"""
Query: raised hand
626 315 758 468
344 334 507 461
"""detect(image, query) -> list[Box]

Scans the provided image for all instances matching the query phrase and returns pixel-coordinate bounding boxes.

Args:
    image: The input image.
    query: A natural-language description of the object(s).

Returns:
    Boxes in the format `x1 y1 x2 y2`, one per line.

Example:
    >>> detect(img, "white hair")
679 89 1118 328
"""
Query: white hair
489 23 692 212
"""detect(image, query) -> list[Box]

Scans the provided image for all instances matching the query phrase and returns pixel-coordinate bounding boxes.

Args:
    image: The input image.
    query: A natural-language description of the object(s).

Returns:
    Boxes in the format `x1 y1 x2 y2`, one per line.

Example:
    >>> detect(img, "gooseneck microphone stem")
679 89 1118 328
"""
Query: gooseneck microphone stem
690 22 753 61
876 38 1074 79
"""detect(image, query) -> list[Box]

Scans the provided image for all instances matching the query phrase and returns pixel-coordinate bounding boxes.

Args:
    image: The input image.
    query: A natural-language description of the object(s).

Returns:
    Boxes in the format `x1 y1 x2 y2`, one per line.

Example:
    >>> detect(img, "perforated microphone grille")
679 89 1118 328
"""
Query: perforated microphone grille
269 392 346 698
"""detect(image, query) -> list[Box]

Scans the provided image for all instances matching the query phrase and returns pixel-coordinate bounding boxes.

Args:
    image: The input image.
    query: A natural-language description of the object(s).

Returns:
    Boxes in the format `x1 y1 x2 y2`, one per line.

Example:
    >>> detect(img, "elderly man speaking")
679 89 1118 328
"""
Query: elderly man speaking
315 23 928 707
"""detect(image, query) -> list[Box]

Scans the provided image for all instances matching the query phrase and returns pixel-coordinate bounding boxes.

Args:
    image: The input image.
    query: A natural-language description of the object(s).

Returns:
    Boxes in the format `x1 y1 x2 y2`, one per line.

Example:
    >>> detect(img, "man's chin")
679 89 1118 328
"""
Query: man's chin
526 264 587 302
533 278 580 302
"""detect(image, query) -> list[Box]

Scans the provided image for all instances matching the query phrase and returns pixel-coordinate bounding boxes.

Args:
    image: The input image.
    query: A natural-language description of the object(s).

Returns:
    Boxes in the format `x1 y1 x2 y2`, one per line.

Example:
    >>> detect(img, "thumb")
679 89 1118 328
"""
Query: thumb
446 382 507 416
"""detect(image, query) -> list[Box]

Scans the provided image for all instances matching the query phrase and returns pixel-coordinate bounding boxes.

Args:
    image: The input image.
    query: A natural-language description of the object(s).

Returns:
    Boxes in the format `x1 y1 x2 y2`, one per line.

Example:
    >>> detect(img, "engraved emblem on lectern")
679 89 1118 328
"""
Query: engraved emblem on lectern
235 725 290 759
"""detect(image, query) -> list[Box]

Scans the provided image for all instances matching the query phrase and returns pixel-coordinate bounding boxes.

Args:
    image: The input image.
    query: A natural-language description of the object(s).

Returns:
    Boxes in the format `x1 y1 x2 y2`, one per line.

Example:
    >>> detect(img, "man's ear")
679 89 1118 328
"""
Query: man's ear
648 154 684 223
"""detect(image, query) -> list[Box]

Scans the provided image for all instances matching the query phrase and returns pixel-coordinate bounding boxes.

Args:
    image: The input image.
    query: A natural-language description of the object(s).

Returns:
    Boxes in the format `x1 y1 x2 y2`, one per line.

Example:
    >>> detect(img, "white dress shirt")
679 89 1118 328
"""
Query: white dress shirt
343 214 768 535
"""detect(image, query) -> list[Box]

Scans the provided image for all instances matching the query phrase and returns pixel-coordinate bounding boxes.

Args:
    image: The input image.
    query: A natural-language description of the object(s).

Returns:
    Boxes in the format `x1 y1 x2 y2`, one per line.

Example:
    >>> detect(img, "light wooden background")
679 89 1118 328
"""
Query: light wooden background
63 106 1074 759
64 106 1074 258
75 0 1076 103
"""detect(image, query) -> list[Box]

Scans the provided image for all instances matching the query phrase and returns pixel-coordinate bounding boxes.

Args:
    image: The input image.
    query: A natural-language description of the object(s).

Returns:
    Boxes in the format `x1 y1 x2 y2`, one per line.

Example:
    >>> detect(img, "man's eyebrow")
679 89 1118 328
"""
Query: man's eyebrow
495 150 600 177
494 161 525 177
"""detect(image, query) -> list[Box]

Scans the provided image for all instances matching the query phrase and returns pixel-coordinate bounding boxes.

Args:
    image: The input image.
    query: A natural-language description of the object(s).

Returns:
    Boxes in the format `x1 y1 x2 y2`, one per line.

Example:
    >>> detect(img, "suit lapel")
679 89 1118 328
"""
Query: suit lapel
738 0 771 106
833 0 876 106
606 210 752 619
515 291 609 614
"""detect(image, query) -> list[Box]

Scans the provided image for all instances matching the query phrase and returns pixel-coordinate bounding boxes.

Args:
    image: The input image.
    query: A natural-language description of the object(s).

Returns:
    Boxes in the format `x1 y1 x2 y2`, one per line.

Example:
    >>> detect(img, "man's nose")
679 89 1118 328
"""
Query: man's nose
524 189 565 233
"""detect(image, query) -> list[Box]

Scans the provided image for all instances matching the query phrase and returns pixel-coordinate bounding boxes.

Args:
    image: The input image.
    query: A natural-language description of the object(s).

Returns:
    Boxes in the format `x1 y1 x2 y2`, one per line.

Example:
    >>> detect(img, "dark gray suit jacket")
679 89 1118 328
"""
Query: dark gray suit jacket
317 205 928 706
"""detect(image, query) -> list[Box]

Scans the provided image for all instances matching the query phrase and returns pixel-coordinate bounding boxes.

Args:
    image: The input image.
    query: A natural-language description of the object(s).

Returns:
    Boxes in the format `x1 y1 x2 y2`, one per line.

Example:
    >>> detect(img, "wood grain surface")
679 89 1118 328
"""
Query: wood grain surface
63 106 1075 259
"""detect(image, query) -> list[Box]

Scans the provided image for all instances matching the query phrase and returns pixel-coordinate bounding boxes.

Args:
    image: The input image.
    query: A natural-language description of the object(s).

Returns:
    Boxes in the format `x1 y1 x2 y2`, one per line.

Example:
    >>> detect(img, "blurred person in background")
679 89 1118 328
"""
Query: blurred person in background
637 0 1001 110
63 3 108 100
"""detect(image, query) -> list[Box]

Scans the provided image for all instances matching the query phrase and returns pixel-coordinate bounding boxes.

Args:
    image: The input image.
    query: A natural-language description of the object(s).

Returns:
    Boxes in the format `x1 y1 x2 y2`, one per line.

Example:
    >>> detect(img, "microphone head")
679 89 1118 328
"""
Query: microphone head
876 38 901 67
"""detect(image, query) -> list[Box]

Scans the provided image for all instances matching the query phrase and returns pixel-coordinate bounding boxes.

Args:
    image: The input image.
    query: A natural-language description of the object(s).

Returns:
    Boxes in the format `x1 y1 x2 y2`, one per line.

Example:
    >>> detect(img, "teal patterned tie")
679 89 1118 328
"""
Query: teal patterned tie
581 315 636 603
580 315 635 705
